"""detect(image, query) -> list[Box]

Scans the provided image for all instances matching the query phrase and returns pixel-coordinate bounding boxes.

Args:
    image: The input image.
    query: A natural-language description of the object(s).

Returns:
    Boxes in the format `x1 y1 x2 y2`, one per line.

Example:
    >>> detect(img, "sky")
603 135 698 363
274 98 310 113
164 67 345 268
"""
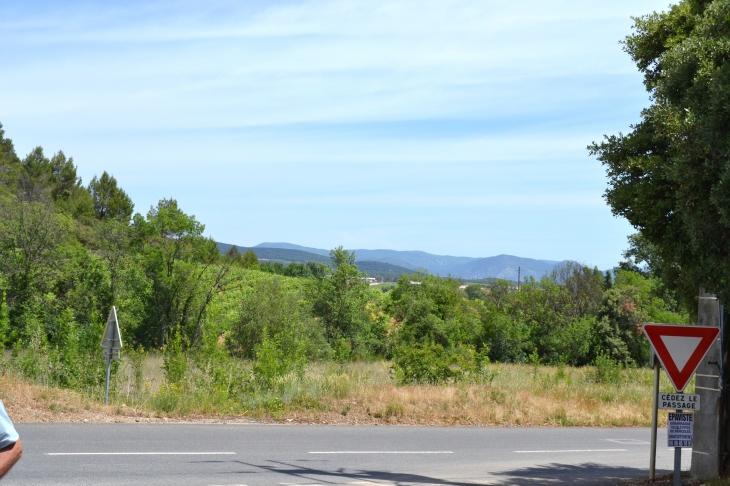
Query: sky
0 0 672 269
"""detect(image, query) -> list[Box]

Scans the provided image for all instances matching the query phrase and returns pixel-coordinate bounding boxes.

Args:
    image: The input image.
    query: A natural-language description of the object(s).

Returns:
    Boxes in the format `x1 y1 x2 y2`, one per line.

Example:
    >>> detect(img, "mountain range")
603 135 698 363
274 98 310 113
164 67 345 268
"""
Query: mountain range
217 242 572 281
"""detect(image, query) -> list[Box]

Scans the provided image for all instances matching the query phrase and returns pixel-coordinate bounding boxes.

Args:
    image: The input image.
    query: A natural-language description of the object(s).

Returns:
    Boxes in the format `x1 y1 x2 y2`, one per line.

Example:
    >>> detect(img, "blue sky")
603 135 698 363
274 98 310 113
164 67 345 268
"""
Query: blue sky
1 0 671 269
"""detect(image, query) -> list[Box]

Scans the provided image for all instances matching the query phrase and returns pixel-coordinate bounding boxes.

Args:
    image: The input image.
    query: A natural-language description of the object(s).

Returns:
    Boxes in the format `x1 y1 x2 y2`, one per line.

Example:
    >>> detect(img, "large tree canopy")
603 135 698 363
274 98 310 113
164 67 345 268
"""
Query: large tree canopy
590 0 730 304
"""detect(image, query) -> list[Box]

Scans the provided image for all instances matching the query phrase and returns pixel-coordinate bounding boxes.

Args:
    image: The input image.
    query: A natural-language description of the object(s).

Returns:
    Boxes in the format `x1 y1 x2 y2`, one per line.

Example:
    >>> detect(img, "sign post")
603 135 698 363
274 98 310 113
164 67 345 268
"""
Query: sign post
100 306 122 405
650 350 659 480
642 323 720 485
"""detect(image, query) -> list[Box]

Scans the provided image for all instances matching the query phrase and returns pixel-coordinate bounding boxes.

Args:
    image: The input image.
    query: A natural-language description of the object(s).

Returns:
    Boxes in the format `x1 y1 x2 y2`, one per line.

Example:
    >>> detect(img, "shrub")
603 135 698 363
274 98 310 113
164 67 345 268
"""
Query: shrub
392 343 475 385
252 329 306 389
163 330 187 385
593 352 623 384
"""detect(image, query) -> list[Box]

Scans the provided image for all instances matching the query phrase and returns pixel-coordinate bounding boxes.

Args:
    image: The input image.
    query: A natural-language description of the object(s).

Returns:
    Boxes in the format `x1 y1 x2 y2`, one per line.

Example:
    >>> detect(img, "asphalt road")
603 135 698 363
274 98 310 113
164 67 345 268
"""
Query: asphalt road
4 424 689 485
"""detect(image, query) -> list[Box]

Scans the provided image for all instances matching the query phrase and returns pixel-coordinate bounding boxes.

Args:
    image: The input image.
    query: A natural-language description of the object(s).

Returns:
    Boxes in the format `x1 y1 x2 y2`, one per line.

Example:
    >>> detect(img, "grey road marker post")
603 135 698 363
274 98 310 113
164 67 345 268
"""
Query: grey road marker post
100 306 122 405
691 293 723 481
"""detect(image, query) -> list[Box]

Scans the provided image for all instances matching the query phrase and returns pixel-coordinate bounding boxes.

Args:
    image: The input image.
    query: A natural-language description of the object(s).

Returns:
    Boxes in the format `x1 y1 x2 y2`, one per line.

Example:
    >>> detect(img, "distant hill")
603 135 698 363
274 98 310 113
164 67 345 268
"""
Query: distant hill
219 242 413 280
350 249 475 274
356 261 413 282
237 242 577 280
447 255 567 281
217 243 330 264
254 242 331 257
254 243 476 275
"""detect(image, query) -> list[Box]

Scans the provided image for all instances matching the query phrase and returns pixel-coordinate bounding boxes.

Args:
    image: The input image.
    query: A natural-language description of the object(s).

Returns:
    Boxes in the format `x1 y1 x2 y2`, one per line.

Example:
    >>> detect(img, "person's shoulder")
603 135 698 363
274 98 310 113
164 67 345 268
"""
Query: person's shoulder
0 400 19 448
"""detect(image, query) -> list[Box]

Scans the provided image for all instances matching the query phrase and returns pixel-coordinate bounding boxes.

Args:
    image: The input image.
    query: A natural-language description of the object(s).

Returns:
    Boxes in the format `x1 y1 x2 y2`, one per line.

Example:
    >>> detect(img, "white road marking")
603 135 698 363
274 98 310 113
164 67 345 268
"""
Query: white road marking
309 451 453 454
514 449 627 453
606 439 649 444
47 452 236 455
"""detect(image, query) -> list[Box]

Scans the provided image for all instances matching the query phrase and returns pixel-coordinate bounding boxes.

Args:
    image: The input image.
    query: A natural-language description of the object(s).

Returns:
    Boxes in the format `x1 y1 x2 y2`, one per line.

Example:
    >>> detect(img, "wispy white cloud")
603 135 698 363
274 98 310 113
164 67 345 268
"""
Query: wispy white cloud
0 0 668 268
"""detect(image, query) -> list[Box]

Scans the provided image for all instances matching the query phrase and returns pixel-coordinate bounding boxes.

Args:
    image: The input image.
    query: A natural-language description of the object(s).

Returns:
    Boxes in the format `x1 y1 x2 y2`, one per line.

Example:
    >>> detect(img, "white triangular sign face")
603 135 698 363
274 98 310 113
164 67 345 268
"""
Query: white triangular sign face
643 323 720 392
100 306 122 351
660 336 701 373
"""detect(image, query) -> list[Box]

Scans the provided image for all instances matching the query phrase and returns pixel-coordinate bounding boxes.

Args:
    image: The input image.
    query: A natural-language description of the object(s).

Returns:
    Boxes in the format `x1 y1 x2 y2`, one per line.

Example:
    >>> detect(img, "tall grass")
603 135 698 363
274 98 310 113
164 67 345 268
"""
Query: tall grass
1 346 682 426
93 356 680 426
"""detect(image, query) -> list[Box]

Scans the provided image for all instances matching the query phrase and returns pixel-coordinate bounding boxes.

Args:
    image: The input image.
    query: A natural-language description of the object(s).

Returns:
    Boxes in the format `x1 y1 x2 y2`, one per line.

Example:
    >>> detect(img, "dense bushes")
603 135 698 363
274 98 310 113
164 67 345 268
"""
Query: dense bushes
0 123 693 398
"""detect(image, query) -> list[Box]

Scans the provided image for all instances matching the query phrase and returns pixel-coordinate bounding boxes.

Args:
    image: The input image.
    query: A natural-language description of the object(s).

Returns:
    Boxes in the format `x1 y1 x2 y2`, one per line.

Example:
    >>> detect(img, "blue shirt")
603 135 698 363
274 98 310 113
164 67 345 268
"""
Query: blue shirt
0 400 18 449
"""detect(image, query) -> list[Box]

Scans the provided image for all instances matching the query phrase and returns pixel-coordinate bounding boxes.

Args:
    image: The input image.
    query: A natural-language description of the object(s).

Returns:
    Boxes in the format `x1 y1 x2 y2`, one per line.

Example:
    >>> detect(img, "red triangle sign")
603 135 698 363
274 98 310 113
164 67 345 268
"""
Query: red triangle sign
643 323 720 392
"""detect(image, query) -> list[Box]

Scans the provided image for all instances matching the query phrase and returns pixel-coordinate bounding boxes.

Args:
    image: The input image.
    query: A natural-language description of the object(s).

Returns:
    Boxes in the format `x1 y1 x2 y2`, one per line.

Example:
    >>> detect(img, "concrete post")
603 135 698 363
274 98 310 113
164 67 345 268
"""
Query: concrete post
691 291 723 480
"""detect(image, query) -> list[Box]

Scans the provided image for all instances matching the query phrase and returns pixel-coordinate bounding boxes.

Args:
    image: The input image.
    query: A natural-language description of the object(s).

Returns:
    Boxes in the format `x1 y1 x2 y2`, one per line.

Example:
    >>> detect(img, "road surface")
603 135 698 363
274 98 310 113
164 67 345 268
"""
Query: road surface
5 424 689 485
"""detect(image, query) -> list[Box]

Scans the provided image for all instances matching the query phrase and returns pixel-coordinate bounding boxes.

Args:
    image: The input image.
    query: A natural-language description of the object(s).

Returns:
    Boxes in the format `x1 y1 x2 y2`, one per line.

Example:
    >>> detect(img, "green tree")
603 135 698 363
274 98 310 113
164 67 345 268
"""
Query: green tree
89 171 134 221
0 123 21 192
486 279 512 310
307 247 369 353
16 148 92 217
589 0 730 304
550 262 604 319
134 199 236 347
229 276 326 359
0 195 70 335
388 272 482 383
94 219 132 307
241 249 259 270
464 284 485 301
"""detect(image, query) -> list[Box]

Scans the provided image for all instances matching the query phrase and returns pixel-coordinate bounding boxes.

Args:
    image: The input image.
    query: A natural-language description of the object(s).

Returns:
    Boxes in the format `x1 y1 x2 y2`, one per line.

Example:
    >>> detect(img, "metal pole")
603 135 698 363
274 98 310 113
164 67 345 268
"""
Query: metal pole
650 359 660 480
674 393 683 486
674 445 681 486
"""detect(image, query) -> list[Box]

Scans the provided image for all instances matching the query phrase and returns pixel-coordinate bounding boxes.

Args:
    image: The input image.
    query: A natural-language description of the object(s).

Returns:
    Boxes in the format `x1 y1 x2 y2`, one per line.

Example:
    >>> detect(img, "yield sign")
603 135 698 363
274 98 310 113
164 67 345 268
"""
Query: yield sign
643 323 719 392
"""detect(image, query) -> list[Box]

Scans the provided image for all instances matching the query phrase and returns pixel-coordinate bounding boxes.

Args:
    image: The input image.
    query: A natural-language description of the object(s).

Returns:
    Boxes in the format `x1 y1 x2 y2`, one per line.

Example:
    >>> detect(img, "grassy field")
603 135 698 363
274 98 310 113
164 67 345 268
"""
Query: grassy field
0 356 685 426
102 358 680 426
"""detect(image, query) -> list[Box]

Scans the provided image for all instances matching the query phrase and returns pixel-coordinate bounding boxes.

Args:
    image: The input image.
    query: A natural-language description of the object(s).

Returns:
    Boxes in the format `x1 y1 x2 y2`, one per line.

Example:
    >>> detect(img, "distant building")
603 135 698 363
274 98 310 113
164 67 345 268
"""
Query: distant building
458 284 468 290
362 277 378 285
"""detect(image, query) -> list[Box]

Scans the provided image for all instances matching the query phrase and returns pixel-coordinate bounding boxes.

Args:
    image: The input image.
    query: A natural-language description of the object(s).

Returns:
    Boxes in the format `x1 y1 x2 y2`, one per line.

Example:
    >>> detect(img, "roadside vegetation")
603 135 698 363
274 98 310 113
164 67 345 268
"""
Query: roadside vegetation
0 357 687 427
0 122 693 424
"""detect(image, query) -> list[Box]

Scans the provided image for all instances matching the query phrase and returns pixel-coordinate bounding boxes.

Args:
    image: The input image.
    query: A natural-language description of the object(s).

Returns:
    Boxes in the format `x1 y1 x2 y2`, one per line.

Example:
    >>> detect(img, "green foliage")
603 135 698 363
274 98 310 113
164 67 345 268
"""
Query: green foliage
52 308 81 388
479 308 530 363
464 284 485 301
241 248 259 270
261 260 329 278
163 329 188 385
589 0 730 305
307 247 372 350
0 291 9 348
393 343 467 385
0 122 700 405
252 328 306 388
229 276 327 359
593 352 624 384
134 199 237 347
389 272 482 384
89 171 134 221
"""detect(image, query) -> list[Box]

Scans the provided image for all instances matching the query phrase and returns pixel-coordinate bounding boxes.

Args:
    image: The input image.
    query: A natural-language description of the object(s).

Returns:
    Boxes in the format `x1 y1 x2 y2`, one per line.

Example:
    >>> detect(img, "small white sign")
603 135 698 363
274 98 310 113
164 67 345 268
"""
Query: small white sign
659 393 700 411
668 412 693 448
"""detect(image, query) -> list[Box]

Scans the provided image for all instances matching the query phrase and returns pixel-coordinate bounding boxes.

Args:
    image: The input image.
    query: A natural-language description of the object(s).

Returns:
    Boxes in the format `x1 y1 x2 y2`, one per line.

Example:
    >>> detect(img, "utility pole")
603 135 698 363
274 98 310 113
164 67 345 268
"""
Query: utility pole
517 266 521 291
691 291 725 480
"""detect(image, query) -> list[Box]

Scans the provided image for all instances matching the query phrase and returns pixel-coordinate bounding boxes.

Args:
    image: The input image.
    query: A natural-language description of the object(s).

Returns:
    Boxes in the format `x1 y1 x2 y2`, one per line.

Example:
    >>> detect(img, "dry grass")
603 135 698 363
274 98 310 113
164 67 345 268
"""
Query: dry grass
0 360 683 426
279 362 678 427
